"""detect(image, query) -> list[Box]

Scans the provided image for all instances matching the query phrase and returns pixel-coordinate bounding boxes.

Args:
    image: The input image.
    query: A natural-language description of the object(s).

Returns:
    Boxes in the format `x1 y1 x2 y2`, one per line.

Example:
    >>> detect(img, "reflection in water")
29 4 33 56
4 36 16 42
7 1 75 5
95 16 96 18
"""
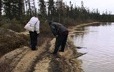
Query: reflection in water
74 22 114 72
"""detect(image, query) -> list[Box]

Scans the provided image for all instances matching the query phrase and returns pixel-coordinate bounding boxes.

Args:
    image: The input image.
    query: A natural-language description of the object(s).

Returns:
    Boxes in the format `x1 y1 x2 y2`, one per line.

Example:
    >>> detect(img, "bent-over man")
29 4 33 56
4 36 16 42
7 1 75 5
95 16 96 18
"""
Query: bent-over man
48 22 68 54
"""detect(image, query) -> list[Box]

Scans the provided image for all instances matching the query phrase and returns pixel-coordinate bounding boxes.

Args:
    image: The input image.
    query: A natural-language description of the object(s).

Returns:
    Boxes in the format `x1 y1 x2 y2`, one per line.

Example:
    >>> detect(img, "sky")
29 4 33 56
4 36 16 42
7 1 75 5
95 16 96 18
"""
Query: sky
37 0 114 14
63 0 114 14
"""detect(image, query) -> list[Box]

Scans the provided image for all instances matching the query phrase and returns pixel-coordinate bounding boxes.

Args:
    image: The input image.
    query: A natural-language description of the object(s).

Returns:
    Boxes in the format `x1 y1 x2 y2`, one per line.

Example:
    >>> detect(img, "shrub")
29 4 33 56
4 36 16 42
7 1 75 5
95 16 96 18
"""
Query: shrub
0 28 28 56
0 18 24 32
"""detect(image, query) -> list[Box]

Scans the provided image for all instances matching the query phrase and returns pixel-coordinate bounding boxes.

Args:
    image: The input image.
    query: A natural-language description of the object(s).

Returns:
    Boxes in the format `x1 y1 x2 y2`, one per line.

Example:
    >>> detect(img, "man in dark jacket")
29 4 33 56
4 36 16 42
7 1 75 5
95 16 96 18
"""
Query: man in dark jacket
48 22 69 54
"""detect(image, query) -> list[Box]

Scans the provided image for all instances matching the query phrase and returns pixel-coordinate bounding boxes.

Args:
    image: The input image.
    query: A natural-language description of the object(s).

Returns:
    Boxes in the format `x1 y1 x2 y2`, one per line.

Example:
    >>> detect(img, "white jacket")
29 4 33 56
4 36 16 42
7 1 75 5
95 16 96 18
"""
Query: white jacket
27 16 40 34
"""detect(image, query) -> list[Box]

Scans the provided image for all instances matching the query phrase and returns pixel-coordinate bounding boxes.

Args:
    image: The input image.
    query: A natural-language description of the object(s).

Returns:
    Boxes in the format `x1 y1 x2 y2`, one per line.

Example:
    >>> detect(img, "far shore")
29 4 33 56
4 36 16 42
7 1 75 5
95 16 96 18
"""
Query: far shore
68 22 101 31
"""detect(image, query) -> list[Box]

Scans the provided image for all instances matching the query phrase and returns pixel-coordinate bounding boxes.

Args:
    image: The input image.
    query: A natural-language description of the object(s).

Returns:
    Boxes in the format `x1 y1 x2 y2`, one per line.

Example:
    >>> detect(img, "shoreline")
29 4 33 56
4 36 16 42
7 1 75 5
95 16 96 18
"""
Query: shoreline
0 22 101 72
68 22 101 31
48 22 102 72
62 22 101 71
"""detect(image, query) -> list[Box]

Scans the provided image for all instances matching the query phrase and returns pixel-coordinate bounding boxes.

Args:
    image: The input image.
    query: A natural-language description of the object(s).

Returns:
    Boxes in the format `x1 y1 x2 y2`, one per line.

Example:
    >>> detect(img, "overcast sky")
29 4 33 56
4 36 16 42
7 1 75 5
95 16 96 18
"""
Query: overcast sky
63 0 114 14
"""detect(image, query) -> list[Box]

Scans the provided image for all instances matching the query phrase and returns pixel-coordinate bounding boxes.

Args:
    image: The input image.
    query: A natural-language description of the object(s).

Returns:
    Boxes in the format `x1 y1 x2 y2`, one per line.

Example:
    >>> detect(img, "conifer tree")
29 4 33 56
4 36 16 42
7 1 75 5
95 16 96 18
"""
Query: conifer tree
0 0 2 17
48 0 55 20
3 0 24 20
39 0 47 19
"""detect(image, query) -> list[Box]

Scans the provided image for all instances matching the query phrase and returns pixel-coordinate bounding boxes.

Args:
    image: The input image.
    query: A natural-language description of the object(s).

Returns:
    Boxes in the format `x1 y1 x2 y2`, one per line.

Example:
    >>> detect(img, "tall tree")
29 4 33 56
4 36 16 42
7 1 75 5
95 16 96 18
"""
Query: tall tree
25 0 36 17
3 0 11 19
0 0 2 18
69 1 73 18
56 0 64 22
48 0 55 20
3 0 24 20
28 0 32 16
39 0 47 18
18 0 24 20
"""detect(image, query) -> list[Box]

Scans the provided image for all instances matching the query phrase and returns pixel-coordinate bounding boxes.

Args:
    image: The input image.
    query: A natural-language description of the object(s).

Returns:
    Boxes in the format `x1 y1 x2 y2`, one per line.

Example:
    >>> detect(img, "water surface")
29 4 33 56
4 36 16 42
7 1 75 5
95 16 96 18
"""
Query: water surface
73 22 114 72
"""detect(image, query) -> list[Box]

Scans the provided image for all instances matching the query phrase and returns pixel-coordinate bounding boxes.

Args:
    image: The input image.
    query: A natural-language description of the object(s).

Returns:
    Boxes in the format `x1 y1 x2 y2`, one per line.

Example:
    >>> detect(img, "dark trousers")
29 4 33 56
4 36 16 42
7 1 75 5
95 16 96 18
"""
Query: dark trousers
53 31 68 54
29 31 38 50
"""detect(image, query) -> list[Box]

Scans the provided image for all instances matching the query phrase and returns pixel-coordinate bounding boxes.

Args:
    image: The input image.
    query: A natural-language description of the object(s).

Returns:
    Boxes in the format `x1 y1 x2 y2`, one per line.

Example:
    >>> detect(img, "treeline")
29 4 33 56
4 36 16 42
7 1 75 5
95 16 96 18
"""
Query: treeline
0 0 114 25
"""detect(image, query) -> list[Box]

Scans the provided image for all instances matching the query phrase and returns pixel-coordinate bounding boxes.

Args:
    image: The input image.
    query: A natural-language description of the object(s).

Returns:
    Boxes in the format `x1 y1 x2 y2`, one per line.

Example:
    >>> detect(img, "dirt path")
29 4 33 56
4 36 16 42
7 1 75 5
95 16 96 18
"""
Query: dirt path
0 30 50 72
0 41 48 72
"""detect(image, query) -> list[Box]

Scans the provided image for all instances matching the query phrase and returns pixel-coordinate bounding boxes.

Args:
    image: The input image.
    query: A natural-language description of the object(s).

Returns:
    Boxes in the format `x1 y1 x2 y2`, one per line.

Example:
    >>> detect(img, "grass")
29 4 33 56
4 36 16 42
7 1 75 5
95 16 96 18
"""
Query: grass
0 63 11 72
0 28 28 57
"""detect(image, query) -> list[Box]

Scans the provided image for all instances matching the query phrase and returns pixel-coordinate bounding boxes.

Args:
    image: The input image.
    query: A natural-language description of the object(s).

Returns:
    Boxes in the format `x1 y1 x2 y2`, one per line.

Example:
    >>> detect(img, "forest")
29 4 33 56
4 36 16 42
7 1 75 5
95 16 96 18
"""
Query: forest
0 0 114 25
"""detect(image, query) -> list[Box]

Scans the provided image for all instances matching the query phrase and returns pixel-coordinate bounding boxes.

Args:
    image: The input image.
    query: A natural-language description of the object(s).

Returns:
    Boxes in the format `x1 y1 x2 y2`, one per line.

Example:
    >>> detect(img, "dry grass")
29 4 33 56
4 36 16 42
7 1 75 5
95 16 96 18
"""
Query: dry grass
0 28 28 56
0 18 24 32
37 22 53 46
0 63 11 72
1 23 24 32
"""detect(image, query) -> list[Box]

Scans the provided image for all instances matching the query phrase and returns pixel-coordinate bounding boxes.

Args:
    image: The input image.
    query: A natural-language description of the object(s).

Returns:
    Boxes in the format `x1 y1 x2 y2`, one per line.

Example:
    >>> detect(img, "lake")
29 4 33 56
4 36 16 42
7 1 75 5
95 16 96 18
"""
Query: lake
73 22 114 72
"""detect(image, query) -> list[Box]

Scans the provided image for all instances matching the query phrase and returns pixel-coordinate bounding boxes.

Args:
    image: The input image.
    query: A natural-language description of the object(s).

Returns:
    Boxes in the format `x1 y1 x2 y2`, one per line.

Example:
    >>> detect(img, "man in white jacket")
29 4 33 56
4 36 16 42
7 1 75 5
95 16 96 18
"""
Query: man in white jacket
27 16 40 50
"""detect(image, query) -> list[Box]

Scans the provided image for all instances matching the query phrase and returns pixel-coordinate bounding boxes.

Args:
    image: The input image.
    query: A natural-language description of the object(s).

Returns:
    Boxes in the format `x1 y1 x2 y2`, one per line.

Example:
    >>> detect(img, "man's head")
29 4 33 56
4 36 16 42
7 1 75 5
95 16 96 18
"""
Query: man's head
49 21 52 25
44 20 51 25
46 20 53 25
31 13 37 17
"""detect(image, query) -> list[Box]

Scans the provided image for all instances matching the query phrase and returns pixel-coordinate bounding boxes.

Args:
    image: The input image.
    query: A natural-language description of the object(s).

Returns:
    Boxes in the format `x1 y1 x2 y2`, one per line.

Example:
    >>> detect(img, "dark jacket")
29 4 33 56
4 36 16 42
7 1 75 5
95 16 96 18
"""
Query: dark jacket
49 22 68 36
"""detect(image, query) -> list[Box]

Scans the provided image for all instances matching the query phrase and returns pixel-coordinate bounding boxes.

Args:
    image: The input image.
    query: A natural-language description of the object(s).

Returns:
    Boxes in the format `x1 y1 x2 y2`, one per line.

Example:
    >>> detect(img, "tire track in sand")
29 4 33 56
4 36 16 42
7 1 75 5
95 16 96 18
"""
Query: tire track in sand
12 42 47 72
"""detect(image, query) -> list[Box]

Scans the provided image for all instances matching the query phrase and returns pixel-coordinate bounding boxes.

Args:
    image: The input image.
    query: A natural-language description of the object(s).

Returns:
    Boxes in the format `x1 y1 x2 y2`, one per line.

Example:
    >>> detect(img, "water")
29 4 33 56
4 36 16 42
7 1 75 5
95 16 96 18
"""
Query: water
73 22 114 72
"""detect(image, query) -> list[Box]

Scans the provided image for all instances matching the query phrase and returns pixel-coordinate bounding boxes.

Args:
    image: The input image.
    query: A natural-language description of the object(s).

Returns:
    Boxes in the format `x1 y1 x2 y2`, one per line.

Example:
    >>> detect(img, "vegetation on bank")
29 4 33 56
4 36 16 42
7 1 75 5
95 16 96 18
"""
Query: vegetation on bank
0 28 29 57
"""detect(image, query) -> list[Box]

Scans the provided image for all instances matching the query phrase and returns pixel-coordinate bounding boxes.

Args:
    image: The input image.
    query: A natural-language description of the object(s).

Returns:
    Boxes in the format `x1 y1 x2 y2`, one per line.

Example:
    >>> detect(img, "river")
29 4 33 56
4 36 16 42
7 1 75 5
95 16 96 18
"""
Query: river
73 22 114 72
